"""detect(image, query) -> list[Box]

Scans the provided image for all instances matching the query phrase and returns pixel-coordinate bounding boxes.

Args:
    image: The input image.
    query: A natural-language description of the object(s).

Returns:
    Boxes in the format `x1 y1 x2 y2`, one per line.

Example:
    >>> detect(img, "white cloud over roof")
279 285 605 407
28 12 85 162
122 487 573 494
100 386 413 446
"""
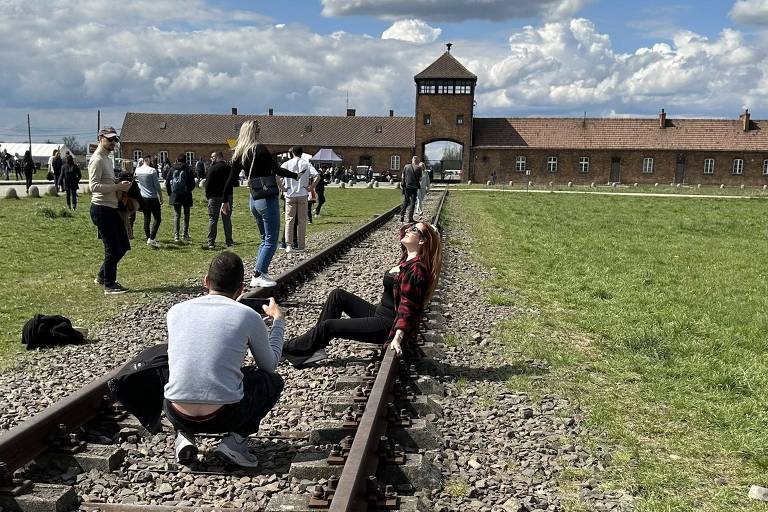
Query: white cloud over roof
382 19 442 44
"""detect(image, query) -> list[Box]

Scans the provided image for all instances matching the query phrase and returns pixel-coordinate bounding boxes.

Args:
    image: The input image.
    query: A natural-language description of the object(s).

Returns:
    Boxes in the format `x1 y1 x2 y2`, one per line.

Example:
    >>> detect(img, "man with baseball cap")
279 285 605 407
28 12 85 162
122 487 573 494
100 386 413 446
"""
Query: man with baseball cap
89 127 133 294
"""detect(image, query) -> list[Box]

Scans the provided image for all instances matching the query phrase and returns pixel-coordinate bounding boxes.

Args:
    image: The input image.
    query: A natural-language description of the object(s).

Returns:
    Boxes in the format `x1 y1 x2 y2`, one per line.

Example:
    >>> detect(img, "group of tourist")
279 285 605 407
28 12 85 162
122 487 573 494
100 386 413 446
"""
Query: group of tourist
0 147 35 191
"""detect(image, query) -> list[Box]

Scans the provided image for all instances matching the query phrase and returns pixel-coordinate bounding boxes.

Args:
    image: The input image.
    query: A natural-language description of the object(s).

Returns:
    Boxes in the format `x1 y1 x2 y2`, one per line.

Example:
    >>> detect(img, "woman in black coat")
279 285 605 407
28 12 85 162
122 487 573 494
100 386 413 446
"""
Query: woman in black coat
164 155 196 242
61 154 82 210
22 150 34 193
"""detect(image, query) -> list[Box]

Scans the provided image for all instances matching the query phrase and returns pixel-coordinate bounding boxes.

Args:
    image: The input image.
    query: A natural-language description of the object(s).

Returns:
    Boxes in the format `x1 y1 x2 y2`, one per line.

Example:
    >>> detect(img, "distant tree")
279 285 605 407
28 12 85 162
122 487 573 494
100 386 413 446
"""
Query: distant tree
441 145 462 162
62 136 86 155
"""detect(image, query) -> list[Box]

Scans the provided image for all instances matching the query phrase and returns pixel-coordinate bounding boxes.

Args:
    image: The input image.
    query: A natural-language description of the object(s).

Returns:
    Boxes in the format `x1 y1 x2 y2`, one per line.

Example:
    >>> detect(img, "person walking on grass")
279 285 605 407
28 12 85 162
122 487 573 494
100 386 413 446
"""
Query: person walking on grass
222 120 298 288
313 167 327 217
89 127 132 295
135 157 164 248
164 252 285 467
165 155 196 242
61 153 81 210
204 152 235 250
22 150 34 194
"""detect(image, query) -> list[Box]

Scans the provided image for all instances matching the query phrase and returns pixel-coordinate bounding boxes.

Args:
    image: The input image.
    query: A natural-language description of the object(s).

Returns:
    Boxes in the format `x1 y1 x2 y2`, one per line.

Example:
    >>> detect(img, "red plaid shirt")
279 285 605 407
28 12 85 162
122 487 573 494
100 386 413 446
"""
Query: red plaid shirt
387 226 429 344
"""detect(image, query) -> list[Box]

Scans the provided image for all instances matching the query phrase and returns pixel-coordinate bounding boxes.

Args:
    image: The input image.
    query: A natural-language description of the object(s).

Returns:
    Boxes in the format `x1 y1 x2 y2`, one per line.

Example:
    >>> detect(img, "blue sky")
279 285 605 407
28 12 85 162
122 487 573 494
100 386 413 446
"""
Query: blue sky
0 0 766 143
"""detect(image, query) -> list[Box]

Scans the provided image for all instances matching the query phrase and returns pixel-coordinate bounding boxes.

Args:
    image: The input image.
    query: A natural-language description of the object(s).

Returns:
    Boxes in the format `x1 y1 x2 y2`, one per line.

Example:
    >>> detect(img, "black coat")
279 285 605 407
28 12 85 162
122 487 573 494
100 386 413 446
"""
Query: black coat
60 163 82 191
164 162 196 206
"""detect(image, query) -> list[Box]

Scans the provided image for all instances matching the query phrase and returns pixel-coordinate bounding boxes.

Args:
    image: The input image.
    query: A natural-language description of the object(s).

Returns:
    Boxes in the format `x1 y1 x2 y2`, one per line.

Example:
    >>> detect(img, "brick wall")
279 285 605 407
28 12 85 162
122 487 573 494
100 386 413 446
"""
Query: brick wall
471 148 768 186
415 93 474 174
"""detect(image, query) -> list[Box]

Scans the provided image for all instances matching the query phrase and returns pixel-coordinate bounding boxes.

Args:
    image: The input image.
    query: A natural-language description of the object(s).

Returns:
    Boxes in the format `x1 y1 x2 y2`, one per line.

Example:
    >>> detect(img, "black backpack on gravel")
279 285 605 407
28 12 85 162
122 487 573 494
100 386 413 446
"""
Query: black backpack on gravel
21 314 85 350
107 343 169 434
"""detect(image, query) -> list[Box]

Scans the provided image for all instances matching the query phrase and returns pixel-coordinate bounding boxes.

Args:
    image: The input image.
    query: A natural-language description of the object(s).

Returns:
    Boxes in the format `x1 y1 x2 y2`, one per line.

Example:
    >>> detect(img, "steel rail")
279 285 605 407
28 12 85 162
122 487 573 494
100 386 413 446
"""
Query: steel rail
0 203 401 478
329 189 448 511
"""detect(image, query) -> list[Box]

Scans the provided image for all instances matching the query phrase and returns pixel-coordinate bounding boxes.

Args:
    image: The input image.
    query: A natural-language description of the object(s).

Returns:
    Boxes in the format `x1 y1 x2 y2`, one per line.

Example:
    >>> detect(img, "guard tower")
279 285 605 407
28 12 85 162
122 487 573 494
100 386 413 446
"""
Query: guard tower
414 44 477 180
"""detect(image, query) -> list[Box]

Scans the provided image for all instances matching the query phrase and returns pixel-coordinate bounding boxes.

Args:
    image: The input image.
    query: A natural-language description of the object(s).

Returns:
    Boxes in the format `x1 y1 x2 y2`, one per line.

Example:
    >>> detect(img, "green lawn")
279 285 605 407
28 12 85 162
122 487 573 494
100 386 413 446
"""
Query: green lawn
445 192 768 511
444 182 768 197
0 187 400 368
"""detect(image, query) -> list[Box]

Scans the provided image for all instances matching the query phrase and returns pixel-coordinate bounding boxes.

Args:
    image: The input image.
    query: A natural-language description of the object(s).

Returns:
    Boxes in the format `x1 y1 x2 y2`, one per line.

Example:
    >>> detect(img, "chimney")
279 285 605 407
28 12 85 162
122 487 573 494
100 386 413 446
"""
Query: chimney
389 109 394 117
659 108 666 129
346 109 356 117
268 108 274 116
740 109 751 132
231 107 238 115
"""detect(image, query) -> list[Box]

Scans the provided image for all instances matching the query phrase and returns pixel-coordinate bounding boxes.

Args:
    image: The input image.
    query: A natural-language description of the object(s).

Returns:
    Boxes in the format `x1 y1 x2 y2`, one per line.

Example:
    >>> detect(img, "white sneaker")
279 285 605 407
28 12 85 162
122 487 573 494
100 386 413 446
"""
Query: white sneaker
214 433 259 468
250 274 277 288
285 246 293 253
147 238 159 248
175 432 198 465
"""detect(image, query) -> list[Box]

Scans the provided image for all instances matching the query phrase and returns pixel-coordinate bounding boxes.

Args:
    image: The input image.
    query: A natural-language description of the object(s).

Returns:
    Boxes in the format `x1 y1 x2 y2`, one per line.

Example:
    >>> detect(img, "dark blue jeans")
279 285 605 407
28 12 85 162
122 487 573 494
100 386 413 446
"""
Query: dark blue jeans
164 368 284 437
90 204 130 287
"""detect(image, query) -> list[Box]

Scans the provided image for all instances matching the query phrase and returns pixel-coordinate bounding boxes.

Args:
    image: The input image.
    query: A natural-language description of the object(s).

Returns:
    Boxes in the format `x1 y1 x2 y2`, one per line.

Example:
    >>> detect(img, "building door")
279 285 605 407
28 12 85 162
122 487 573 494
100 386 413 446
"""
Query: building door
609 158 621 183
675 155 686 184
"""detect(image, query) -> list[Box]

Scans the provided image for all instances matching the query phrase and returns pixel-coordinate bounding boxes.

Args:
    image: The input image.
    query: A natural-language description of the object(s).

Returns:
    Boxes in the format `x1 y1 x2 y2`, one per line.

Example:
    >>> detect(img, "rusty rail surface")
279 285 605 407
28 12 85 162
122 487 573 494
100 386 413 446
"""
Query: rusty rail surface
0 203 401 478
329 189 448 511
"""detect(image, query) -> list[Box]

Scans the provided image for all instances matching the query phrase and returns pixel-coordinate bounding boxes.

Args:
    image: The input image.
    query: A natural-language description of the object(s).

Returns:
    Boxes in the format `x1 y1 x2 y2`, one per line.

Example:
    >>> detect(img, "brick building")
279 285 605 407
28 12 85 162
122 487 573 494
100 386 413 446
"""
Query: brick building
120 47 768 186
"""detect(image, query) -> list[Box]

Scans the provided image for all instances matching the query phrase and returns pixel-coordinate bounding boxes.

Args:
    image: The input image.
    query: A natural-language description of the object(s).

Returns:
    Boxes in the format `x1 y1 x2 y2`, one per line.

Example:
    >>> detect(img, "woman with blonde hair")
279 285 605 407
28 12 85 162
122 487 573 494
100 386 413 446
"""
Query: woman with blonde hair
283 221 442 366
223 120 298 288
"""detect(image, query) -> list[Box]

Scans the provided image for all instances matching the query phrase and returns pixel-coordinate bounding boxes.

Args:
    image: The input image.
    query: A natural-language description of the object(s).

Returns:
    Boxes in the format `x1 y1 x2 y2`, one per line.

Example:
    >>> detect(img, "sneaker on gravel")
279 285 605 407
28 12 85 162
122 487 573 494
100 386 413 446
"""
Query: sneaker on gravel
284 348 328 368
104 283 128 295
175 431 198 465
250 274 277 288
214 433 259 468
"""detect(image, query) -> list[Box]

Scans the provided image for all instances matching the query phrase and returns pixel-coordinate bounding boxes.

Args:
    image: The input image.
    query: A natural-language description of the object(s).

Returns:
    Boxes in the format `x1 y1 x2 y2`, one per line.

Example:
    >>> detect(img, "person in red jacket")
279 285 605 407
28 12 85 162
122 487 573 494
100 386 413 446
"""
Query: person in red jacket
283 221 442 366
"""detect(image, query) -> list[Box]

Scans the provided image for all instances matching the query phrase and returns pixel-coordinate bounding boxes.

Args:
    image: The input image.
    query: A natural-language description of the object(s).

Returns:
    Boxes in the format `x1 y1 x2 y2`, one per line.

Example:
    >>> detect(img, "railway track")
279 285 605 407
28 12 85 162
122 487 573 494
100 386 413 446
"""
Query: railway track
0 190 450 512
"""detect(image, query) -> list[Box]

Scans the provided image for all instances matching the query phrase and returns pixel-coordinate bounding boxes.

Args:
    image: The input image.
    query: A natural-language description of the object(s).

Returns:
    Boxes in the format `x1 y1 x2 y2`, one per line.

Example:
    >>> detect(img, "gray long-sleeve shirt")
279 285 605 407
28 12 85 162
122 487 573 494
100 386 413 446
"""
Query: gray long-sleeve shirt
163 294 285 405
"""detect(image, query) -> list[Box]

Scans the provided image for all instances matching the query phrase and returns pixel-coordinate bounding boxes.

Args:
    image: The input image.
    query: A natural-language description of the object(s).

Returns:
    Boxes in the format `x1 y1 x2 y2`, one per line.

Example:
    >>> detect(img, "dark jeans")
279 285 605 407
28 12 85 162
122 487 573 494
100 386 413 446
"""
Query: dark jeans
163 368 284 437
284 288 395 356
142 198 162 240
90 204 130 287
173 203 191 238
65 188 77 209
207 197 233 245
24 172 32 192
400 188 418 222
315 190 326 214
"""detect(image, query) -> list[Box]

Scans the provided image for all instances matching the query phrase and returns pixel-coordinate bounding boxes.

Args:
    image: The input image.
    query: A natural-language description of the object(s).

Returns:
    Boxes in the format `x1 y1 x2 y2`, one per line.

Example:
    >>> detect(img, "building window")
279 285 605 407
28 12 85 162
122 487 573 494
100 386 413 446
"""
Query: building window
159 151 169 165
437 80 454 94
390 155 400 171
133 150 142 162
516 156 526 172
547 156 558 173
185 151 195 166
579 156 590 173
703 158 715 175
418 81 435 94
423 114 431 125
732 158 743 175
763 160 768 175
455 80 472 94
456 115 464 125
642 157 654 174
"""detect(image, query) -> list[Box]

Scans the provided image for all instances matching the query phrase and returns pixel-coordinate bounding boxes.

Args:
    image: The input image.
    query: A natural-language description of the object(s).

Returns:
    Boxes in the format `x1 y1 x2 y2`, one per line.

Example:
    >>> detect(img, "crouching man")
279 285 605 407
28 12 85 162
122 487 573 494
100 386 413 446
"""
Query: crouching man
163 251 285 467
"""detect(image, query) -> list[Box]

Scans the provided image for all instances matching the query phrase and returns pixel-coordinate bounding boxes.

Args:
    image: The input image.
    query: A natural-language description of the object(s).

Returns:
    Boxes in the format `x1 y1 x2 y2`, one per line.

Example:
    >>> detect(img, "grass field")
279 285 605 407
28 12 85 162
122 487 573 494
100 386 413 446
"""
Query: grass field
445 191 768 511
0 186 400 368
444 182 768 197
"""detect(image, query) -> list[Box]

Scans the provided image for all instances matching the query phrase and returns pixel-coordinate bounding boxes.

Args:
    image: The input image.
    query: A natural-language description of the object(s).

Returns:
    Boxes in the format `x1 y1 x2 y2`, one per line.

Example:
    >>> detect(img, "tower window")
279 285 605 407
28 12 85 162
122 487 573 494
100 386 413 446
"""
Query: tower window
456 115 464 125
418 81 435 94
455 80 472 94
423 114 431 125
437 80 453 94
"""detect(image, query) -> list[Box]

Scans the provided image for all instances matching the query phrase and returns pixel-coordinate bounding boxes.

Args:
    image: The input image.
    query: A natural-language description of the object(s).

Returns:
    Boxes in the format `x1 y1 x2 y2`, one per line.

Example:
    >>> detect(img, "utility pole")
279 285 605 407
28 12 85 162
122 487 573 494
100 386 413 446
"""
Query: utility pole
27 114 32 153
97 110 101 138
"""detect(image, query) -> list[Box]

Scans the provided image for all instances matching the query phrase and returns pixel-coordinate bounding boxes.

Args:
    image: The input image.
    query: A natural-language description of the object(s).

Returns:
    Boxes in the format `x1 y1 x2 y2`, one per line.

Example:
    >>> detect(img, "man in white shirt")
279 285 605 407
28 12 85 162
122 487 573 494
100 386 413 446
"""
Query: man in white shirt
280 146 319 253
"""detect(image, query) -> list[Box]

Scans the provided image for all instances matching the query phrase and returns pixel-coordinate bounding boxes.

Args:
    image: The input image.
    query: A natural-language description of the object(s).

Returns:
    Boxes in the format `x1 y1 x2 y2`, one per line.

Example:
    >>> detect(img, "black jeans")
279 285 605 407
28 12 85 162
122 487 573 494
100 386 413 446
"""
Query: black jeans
142 198 162 240
90 204 130 287
163 368 284 437
65 188 77 210
173 203 191 238
284 288 395 356
400 188 418 222
24 172 32 192
315 190 326 214
207 197 233 245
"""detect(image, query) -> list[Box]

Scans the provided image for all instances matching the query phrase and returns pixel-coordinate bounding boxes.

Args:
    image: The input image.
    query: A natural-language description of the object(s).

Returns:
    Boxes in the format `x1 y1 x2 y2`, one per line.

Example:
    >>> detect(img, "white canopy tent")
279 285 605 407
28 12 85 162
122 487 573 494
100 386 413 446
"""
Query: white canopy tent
0 142 74 166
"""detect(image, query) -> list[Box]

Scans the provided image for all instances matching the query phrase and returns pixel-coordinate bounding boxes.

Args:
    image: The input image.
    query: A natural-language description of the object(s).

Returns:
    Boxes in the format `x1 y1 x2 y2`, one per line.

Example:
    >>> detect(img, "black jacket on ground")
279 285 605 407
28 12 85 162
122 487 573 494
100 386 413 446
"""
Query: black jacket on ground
164 162 196 206
205 161 235 199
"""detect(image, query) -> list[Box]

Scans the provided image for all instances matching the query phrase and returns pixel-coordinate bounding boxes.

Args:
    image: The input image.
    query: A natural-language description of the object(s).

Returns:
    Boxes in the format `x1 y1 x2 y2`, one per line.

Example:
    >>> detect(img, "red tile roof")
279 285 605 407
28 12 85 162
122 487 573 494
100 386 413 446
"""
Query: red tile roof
121 113 415 148
473 117 768 152
414 52 477 81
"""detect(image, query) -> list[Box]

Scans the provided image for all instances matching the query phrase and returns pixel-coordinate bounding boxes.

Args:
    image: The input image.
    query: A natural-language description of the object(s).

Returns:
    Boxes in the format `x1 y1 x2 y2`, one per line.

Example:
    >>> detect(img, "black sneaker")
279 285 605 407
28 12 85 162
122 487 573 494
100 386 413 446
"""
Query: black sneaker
201 243 215 250
94 276 104 286
283 349 328 368
104 283 128 295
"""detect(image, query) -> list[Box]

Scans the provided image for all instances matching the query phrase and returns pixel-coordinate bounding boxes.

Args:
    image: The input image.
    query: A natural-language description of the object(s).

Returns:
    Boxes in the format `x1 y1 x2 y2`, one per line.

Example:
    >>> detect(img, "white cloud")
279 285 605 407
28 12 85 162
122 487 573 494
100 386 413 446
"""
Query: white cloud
730 0 768 24
382 19 442 44
321 0 592 22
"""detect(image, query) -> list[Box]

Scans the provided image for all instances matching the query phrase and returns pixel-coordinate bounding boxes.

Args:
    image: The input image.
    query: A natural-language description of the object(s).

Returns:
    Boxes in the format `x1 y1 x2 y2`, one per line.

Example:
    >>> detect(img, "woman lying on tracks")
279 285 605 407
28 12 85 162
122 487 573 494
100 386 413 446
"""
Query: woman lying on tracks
282 221 442 367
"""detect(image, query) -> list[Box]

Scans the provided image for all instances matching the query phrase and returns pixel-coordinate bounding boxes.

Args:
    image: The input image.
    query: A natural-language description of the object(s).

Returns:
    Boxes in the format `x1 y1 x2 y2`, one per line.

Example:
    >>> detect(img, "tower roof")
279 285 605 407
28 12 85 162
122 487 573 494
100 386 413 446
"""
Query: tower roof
415 52 477 81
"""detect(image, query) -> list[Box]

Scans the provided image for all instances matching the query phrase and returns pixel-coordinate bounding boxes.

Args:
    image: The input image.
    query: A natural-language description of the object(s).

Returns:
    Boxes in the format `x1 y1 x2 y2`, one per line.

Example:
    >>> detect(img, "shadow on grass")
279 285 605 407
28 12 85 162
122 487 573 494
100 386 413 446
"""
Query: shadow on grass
441 361 549 382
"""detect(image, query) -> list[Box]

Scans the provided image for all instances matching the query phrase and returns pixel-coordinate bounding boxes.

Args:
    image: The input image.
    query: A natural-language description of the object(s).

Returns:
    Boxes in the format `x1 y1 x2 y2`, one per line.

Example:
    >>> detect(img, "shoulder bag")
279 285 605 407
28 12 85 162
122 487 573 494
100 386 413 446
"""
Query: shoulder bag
247 149 279 200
